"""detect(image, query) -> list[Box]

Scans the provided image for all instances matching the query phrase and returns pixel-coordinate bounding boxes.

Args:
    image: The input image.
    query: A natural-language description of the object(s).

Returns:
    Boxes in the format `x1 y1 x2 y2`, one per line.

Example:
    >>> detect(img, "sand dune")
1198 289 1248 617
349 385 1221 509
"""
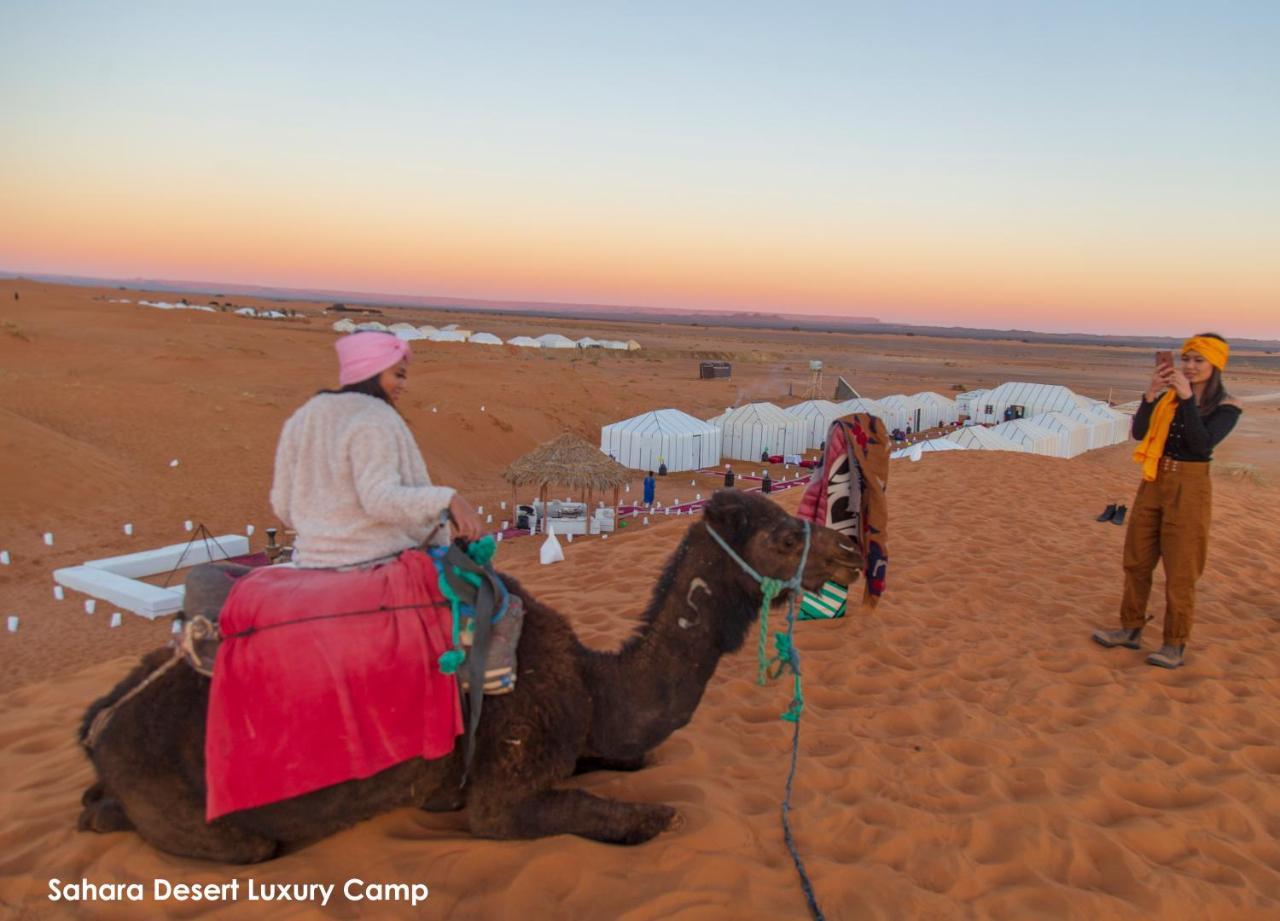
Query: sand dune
2 281 1279 919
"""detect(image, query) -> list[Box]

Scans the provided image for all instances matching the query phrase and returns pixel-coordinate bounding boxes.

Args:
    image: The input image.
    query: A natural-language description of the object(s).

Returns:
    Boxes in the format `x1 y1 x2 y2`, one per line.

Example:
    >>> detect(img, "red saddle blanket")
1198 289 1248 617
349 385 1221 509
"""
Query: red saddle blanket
205 550 463 821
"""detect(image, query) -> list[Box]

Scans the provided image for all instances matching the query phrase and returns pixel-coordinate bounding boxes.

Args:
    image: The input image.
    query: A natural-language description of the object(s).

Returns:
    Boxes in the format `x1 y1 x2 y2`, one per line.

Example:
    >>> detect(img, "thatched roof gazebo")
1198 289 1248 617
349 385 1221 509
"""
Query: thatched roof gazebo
504 434 633 533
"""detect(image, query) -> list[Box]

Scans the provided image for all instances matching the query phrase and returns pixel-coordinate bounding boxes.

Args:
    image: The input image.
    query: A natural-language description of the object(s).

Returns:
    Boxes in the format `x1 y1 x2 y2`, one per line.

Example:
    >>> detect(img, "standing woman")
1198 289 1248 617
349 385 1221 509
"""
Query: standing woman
271 331 483 568
1092 333 1242 668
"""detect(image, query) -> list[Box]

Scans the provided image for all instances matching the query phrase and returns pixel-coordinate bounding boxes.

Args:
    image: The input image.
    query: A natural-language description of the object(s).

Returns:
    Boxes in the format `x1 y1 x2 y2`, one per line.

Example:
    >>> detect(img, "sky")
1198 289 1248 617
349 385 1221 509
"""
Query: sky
2 1 1277 337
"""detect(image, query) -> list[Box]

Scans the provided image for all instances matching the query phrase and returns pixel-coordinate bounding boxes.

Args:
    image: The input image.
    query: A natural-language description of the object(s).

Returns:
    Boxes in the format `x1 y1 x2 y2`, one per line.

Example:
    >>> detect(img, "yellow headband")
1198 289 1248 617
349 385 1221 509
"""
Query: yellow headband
1182 335 1229 371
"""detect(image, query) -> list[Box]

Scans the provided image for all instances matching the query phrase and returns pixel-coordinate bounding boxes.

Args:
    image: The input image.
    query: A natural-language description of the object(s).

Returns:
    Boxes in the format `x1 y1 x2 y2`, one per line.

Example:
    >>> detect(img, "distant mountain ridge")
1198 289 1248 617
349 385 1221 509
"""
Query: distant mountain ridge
4 269 1277 351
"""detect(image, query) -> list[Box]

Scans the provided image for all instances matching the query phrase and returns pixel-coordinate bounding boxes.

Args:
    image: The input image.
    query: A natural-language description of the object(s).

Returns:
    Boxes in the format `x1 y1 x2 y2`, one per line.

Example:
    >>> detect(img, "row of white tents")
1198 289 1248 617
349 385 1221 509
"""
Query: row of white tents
334 319 640 350
602 383 1133 471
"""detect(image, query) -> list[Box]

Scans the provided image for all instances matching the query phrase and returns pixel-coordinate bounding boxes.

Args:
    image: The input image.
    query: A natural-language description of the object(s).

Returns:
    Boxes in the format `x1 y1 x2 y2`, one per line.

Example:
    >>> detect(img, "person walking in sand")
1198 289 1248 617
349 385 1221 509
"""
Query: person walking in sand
1092 333 1242 669
723 465 735 489
271 331 483 567
643 470 656 507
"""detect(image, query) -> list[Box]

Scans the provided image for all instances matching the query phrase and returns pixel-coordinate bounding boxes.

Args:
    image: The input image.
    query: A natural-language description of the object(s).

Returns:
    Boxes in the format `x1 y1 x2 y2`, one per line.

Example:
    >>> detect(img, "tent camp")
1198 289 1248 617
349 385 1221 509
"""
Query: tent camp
535 334 576 349
600 409 722 473
944 426 1027 452
1025 412 1092 458
990 419 1064 456
468 332 503 345
968 382 1089 425
506 336 542 348
783 400 847 449
911 392 961 429
713 402 806 460
428 329 469 342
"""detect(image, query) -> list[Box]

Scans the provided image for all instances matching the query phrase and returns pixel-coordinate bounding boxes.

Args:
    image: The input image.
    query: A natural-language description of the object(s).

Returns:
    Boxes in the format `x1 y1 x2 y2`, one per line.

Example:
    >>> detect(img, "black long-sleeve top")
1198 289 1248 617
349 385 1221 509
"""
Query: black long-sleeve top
1131 396 1241 461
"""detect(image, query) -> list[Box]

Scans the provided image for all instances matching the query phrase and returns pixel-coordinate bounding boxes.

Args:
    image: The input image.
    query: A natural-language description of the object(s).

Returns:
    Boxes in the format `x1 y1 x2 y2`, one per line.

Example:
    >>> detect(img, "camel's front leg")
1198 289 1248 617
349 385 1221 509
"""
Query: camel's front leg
469 789 675 845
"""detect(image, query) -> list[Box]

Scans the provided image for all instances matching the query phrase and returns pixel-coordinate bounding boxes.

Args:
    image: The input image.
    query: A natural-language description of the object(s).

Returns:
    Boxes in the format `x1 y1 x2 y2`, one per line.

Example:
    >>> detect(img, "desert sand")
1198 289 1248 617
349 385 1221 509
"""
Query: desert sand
2 280 1280 919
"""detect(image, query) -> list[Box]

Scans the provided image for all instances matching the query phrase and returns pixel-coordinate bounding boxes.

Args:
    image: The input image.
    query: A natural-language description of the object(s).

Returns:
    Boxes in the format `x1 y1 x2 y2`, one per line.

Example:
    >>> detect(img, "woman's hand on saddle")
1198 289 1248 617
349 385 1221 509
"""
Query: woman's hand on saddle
1145 365 1175 402
448 493 485 543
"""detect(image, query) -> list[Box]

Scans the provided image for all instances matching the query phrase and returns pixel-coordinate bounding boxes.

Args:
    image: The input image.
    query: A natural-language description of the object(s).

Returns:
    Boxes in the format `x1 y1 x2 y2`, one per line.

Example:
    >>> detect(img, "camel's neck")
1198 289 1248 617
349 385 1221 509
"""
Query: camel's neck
578 530 760 761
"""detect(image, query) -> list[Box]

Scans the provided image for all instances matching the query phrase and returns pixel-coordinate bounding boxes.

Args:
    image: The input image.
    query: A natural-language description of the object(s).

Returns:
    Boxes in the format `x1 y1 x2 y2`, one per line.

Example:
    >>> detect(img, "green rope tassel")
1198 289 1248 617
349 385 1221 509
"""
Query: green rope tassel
756 576 784 685
770 633 805 722
436 537 499 674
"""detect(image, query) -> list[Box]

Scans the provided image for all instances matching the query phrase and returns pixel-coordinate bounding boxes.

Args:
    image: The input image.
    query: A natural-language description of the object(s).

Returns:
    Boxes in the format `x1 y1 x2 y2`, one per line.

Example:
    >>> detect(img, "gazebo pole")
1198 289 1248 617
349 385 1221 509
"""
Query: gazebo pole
612 485 619 511
540 483 548 534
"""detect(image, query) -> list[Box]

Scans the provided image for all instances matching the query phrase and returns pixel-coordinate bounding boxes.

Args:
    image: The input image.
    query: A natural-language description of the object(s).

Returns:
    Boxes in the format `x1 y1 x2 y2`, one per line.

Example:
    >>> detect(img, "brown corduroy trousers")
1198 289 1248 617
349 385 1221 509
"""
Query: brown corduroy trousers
1119 458 1212 645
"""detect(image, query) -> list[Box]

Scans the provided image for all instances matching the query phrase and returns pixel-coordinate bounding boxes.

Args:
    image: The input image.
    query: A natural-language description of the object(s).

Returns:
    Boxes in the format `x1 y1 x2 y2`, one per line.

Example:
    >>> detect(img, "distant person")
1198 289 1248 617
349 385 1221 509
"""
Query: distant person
760 449 770 463
1003 407 1014 422
643 471 656 507
761 470 773 494
723 466 735 489
657 461 668 477
1092 334 1242 669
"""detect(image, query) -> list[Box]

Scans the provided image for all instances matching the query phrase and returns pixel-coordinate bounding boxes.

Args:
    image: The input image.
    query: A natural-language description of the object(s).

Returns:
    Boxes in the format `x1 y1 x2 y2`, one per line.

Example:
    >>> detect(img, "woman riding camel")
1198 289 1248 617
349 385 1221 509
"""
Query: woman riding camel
271 331 483 567
1092 333 1242 669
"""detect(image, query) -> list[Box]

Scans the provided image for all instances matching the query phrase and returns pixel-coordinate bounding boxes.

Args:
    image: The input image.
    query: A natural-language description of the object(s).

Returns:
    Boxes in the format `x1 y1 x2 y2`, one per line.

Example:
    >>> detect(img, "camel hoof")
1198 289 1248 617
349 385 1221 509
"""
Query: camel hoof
78 798 134 834
620 803 677 845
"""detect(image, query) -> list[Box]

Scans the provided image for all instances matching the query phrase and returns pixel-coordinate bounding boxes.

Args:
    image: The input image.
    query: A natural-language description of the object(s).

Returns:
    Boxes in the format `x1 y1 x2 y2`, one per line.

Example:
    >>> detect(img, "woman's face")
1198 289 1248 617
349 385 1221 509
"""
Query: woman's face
1181 349 1213 385
378 358 408 405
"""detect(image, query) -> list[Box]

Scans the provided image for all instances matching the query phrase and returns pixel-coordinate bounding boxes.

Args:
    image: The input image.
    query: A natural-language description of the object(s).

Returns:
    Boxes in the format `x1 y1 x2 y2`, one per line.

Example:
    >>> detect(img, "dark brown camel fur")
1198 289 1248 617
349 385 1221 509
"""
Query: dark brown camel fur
77 489 861 862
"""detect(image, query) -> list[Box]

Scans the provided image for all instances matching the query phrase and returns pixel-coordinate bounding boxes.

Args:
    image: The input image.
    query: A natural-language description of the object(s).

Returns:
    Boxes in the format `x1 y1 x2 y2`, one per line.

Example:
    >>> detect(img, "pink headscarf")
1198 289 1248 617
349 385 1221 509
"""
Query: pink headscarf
335 332 410 387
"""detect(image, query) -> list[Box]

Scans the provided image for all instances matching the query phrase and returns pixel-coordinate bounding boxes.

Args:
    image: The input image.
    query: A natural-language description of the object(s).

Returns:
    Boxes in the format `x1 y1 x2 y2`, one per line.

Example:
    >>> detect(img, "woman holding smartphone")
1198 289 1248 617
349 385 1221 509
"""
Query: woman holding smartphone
1092 333 1242 668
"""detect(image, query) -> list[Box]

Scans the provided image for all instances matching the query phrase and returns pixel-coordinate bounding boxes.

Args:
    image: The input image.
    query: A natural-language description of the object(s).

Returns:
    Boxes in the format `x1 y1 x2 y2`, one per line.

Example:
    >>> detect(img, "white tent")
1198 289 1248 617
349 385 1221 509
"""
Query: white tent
1024 412 1091 458
879 395 929 432
468 332 503 345
1080 402 1131 447
506 336 542 348
235 307 257 317
625 340 642 351
837 397 894 431
390 323 424 341
535 334 576 349
601 340 629 350
428 329 469 342
991 419 1064 456
783 400 847 449
969 382 1087 425
332 319 357 332
576 337 604 348
910 392 961 429
955 389 989 420
944 426 1028 452
891 438 965 459
417 324 438 336
713 403 805 460
355 321 388 331
600 409 722 473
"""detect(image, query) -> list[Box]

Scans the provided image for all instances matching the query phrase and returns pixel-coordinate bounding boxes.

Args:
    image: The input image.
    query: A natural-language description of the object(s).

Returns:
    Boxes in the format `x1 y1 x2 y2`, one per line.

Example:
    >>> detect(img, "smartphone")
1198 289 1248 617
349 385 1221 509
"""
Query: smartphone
1155 350 1174 370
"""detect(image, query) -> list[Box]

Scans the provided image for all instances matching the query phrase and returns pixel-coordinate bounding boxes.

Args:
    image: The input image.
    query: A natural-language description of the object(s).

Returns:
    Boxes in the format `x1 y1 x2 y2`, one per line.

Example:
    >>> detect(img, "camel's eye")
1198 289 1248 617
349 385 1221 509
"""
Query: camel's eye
779 530 800 549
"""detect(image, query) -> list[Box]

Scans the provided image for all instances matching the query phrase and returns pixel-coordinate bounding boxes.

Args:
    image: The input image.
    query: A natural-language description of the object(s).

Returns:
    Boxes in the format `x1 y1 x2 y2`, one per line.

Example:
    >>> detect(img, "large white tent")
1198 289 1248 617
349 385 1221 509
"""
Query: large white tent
944 426 1027 452
468 332 503 345
955 389 989 420
713 403 806 460
1025 412 1091 458
600 409 722 473
968 382 1089 425
355 321 388 331
783 400 846 449
535 334 576 349
389 323 425 341
911 392 961 429
991 419 1064 456
837 397 894 430
879 394 929 432
332 319 357 332
506 336 542 348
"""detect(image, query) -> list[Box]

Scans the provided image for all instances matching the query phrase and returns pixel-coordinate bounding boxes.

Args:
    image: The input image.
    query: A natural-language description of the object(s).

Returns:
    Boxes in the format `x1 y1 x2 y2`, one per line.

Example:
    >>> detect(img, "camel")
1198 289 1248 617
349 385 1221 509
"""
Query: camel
76 489 860 863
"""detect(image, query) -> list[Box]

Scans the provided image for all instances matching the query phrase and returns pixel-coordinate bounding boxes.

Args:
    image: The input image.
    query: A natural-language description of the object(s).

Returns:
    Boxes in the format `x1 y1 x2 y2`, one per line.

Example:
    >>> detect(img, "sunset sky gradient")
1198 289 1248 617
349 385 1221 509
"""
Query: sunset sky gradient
3 2 1277 336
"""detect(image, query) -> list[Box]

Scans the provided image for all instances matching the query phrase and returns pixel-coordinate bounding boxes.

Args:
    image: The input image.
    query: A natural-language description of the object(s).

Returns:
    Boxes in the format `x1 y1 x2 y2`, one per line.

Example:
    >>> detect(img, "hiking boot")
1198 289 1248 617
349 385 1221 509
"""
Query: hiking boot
1092 627 1143 649
1110 505 1128 526
1146 644 1185 669
1096 503 1117 522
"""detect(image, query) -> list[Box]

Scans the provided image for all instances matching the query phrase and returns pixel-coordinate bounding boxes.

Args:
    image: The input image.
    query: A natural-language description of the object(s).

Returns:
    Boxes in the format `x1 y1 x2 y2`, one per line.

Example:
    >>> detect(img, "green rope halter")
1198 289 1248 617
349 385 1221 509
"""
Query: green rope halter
702 518 810 719
436 534 498 675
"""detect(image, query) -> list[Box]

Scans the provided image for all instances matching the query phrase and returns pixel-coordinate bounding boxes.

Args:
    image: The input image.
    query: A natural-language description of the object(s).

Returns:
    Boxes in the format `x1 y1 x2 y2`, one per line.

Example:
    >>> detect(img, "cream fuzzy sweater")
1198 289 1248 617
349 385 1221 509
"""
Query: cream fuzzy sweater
270 393 455 568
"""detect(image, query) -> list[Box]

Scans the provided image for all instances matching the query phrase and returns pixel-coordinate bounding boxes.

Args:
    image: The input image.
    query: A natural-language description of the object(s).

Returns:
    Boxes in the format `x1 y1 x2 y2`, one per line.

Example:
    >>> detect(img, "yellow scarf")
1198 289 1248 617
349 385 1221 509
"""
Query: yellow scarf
1132 336 1229 480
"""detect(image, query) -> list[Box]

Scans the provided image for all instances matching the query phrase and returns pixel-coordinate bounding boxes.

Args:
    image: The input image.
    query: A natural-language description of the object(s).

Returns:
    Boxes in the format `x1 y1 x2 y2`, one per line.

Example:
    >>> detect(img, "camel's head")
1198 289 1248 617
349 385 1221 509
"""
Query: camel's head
701 489 862 601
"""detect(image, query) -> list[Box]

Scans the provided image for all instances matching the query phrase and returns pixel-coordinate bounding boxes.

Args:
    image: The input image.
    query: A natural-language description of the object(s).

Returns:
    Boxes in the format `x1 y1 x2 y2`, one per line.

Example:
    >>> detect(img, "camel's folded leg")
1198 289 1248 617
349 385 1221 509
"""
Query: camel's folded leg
109 774 278 863
78 797 134 833
469 789 675 845
573 754 647 775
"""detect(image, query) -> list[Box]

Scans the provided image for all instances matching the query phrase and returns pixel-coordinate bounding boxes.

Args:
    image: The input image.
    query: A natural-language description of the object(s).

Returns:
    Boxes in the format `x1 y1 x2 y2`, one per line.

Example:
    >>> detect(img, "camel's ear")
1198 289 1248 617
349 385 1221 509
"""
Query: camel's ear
703 490 752 546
